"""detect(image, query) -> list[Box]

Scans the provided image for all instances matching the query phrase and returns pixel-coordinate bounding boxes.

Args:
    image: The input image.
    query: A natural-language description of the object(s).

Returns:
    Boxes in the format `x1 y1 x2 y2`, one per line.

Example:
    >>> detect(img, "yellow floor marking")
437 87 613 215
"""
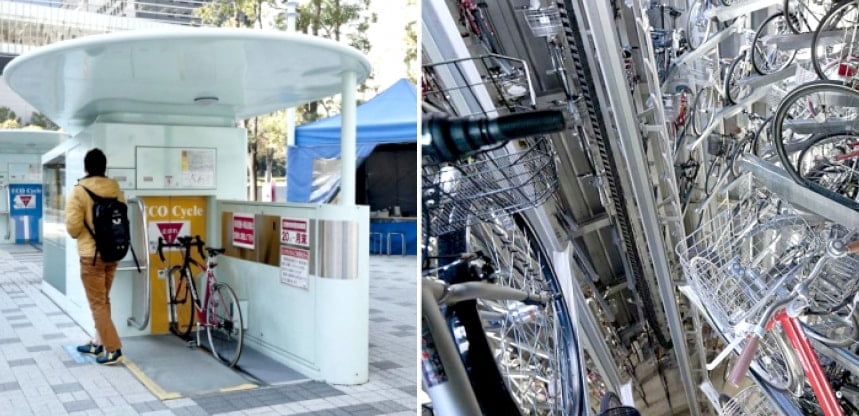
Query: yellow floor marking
123 358 182 400
219 383 258 393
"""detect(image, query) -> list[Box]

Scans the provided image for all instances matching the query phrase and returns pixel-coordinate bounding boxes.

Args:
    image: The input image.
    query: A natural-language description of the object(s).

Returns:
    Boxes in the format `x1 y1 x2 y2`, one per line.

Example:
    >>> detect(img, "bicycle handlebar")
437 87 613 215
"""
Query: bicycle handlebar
422 110 565 162
156 235 206 263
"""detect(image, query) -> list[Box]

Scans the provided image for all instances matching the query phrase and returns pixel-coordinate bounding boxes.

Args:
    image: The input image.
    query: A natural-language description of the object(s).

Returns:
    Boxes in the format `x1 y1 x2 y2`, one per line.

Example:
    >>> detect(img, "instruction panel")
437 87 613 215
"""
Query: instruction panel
280 246 309 290
136 147 216 189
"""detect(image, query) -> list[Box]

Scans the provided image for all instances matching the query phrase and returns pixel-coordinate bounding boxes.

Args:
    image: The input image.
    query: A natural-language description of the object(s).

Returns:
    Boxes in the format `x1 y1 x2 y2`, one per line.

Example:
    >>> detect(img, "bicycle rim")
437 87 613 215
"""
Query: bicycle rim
206 283 244 367
692 86 717 136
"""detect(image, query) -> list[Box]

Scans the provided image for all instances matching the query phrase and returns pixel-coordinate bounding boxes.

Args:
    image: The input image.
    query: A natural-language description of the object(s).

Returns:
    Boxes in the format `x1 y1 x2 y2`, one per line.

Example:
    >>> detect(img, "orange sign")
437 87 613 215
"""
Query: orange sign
142 196 208 334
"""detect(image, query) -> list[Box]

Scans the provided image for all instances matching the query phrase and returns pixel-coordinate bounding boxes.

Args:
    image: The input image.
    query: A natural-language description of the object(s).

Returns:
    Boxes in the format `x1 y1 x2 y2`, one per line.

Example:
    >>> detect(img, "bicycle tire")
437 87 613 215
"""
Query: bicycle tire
752 115 775 159
724 51 752 105
811 0 859 81
704 156 723 197
168 266 196 339
751 12 798 75
206 282 244 367
773 80 859 210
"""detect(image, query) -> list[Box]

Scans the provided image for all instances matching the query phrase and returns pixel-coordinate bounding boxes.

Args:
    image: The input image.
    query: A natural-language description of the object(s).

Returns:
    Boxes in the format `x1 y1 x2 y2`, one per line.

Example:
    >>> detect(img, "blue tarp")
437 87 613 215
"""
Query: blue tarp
294 78 418 147
287 79 417 203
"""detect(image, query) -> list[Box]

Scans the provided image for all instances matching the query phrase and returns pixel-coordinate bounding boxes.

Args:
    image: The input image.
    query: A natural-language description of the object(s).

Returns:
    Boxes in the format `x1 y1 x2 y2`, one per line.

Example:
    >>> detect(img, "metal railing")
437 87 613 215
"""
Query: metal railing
0 0 212 55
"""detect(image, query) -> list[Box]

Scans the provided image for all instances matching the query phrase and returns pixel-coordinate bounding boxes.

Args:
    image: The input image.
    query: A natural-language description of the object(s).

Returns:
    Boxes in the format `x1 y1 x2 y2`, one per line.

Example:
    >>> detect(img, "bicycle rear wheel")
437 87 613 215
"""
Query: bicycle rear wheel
206 282 244 367
168 266 196 339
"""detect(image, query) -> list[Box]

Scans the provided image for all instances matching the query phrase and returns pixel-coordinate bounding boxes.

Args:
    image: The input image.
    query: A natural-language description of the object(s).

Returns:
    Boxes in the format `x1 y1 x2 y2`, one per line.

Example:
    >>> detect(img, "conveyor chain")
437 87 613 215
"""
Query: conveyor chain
556 0 672 349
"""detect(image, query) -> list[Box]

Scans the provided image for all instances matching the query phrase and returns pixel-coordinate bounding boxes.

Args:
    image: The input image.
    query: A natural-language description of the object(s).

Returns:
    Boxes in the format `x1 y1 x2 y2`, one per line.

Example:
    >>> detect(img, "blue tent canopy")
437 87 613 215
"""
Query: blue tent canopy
294 78 417 146
287 78 417 203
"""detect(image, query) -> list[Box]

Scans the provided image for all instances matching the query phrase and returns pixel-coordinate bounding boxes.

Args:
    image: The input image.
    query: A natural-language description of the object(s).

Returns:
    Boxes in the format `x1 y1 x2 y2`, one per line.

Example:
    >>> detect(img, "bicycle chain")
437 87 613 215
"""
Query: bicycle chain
556 0 673 349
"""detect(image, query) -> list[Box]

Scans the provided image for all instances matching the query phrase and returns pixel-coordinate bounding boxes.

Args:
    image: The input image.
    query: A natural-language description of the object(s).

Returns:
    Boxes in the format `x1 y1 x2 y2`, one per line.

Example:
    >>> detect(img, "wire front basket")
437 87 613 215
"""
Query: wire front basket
719 385 780 416
676 190 821 332
523 7 562 37
423 137 558 236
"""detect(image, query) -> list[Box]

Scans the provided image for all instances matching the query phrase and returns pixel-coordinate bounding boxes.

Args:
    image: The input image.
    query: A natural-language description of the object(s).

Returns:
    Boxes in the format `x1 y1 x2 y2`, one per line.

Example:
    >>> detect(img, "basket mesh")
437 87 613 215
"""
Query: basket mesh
423 137 558 236
523 7 562 37
677 193 820 330
719 385 780 416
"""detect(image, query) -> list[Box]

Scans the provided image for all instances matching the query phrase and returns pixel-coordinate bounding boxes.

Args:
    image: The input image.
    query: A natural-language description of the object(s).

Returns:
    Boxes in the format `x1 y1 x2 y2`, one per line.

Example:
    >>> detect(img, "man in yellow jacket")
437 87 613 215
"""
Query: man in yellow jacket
65 148 125 365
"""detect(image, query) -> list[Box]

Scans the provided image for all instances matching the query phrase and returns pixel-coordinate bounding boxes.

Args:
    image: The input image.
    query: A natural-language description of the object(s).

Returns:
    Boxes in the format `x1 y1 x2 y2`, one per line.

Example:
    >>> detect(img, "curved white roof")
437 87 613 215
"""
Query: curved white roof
0 129 64 154
3 28 372 135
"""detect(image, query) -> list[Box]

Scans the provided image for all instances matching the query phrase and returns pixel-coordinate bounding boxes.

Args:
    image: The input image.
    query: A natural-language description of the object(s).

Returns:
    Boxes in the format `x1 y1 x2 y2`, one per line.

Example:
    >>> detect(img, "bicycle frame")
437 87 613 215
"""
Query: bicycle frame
180 256 221 328
775 311 844 416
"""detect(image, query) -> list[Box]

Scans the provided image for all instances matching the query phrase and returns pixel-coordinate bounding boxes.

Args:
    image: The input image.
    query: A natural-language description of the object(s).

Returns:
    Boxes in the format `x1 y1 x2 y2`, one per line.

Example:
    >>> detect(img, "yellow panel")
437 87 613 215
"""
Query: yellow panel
143 196 208 334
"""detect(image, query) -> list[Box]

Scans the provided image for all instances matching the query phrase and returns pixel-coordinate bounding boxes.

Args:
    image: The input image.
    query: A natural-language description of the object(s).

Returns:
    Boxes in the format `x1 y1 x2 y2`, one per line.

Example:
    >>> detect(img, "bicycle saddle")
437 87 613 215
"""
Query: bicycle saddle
206 247 226 256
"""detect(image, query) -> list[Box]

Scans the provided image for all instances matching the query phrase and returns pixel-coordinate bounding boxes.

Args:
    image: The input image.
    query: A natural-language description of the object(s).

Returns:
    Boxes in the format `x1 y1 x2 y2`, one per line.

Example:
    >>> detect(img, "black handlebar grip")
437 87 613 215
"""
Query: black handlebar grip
422 110 565 163
157 237 166 262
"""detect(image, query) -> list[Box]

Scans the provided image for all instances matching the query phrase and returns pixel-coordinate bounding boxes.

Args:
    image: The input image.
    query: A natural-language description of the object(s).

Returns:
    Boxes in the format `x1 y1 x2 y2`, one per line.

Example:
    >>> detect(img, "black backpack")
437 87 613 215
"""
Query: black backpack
80 185 140 271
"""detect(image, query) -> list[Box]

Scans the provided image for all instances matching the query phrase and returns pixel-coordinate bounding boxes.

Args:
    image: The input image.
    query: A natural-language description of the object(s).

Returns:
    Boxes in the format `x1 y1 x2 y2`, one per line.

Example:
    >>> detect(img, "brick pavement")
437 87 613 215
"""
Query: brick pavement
0 245 417 416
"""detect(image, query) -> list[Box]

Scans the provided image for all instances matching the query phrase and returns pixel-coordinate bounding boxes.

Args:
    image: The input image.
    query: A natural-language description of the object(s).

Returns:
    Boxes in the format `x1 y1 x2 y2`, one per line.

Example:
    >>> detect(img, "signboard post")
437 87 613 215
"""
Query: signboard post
232 213 255 249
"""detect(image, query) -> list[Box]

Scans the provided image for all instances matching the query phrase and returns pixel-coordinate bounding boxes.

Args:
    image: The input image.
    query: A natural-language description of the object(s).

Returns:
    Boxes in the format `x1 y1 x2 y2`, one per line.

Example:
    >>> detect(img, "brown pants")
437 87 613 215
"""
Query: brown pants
80 257 122 351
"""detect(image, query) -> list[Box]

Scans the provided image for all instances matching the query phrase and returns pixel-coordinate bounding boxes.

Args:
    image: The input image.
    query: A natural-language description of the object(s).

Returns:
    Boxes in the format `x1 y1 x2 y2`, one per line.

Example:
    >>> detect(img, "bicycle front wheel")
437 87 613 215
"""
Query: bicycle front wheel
168 266 196 339
206 283 244 367
446 215 582 415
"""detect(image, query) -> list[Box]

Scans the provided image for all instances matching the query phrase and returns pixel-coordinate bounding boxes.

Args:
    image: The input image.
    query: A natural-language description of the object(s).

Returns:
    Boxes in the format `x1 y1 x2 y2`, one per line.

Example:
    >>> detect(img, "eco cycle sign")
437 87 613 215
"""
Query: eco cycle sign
8 184 42 216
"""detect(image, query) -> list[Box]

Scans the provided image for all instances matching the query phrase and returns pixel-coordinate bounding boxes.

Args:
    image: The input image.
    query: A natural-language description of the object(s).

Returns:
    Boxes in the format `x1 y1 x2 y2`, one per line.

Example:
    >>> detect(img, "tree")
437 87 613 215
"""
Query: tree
291 0 377 121
195 0 274 199
195 0 265 28
0 107 20 128
28 112 59 130
404 0 417 84
194 0 377 200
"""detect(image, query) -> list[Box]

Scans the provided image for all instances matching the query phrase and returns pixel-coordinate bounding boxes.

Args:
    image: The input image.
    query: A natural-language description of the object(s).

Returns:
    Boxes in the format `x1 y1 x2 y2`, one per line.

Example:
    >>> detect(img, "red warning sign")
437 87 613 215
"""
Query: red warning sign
281 217 309 247
157 223 185 244
19 195 32 207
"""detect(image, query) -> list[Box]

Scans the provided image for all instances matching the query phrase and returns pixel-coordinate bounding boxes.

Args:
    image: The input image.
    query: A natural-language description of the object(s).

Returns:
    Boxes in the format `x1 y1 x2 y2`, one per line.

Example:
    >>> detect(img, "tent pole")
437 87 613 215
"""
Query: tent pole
340 70 357 206
285 1 298 147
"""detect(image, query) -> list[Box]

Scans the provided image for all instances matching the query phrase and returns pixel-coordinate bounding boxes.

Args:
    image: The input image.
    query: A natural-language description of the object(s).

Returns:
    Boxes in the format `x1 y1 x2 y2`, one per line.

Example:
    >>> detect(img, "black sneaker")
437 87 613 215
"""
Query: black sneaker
76 342 103 356
96 349 124 365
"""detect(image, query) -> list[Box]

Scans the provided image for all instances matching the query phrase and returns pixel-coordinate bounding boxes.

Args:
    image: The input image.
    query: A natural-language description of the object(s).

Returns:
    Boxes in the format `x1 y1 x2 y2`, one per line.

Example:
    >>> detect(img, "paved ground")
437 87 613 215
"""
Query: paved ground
0 245 417 416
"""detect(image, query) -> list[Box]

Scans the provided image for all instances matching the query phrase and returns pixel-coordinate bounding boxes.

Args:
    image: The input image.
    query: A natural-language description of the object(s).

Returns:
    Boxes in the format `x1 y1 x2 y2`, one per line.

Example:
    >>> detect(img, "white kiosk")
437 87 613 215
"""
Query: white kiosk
0 130 64 244
4 29 371 386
